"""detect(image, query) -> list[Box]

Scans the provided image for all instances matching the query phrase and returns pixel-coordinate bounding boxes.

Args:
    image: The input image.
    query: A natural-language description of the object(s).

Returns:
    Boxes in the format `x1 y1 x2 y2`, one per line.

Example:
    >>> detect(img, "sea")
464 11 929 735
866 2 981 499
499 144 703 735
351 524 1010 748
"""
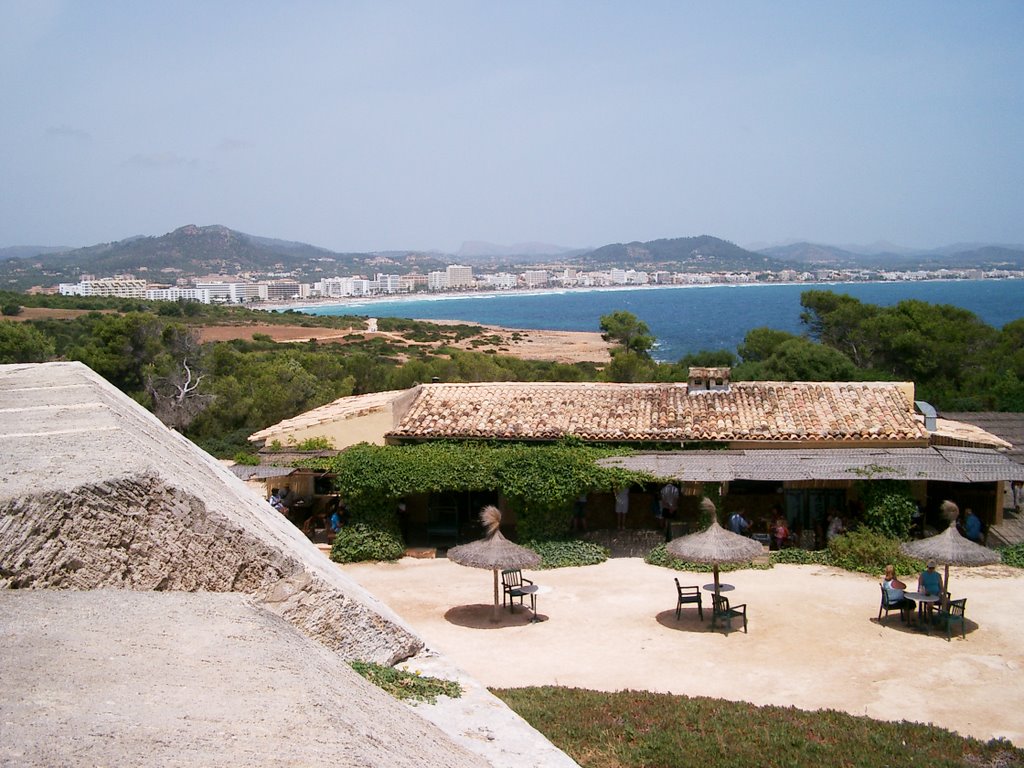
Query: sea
299 280 1024 363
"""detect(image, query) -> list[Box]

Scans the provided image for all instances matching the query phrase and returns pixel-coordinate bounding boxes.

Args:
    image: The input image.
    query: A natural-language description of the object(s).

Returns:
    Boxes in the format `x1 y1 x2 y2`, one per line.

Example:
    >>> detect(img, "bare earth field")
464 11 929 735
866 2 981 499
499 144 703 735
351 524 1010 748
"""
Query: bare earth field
4 307 611 364
197 322 612 365
342 557 1024 746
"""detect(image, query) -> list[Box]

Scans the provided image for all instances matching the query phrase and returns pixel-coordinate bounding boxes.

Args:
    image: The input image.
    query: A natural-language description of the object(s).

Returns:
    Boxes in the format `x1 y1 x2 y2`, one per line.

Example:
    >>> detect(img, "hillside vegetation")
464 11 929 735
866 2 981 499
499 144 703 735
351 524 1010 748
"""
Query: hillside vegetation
1 289 1021 458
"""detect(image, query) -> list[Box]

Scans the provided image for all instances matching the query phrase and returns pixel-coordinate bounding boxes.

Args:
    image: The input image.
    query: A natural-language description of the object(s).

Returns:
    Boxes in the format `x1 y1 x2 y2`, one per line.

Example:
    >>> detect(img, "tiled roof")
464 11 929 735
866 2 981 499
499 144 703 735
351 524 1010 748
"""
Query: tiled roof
386 381 927 443
598 446 1024 482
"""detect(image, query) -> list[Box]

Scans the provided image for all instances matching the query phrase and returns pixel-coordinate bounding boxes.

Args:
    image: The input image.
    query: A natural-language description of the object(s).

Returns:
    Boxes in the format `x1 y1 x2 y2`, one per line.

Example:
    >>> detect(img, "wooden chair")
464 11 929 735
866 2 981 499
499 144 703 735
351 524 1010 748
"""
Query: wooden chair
674 578 703 621
878 584 910 624
936 598 967 641
501 569 533 611
711 594 747 635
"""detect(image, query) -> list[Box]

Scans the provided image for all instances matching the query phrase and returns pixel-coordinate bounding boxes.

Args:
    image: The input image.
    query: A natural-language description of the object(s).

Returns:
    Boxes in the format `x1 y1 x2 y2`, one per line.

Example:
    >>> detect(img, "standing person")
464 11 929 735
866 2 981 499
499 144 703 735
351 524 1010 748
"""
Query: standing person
572 493 588 533
771 508 789 551
826 511 845 543
614 487 630 531
659 483 680 532
729 509 751 536
964 507 984 543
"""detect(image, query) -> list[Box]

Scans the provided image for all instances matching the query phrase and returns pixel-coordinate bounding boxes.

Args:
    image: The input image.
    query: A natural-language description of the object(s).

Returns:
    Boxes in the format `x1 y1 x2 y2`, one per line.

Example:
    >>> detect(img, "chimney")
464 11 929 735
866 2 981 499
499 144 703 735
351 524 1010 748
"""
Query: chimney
688 367 731 394
915 400 937 432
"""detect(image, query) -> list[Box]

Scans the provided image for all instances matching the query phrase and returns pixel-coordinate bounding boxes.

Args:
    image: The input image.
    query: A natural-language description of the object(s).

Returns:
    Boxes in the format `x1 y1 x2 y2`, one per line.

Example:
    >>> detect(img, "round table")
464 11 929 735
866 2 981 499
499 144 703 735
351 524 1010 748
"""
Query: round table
703 583 735 592
518 585 551 622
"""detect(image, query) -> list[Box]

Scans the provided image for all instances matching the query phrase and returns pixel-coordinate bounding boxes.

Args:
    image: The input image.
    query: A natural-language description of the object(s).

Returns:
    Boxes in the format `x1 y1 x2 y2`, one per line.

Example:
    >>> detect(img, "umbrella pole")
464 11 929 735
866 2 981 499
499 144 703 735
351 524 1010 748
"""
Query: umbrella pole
943 564 951 611
713 566 721 602
492 568 500 623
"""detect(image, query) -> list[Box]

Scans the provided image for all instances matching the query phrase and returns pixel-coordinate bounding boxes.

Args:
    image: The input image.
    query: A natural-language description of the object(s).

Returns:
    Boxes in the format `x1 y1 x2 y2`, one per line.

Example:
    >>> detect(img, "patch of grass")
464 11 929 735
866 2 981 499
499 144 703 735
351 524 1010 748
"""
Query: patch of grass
491 687 1023 768
525 538 609 568
350 661 461 704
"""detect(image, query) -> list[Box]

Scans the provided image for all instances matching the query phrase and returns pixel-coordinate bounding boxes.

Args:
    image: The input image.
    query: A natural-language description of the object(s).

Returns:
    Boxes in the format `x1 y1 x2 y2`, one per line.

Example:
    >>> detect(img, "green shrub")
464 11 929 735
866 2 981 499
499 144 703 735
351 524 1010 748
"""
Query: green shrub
1 303 22 316
862 493 916 540
232 451 261 466
294 435 335 450
1000 542 1024 569
349 661 461 704
645 543 752 572
769 548 831 566
828 528 923 575
330 522 405 563
525 538 609 568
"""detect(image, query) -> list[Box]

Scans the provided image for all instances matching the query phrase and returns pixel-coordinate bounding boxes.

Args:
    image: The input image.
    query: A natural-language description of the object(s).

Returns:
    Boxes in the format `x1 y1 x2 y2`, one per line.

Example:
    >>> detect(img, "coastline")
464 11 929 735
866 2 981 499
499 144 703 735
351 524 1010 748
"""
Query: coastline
261 276 1022 316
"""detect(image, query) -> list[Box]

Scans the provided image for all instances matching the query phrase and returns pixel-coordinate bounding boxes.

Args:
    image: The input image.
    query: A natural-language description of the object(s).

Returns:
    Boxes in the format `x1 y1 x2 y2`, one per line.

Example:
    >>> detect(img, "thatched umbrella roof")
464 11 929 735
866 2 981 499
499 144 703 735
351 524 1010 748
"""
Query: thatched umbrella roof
900 500 1000 604
447 506 541 622
666 498 764 600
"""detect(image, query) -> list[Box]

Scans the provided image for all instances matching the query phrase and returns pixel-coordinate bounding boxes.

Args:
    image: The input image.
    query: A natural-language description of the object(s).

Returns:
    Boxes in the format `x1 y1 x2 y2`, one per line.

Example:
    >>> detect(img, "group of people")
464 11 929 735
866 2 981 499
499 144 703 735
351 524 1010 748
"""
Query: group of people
269 487 347 542
882 561 945 625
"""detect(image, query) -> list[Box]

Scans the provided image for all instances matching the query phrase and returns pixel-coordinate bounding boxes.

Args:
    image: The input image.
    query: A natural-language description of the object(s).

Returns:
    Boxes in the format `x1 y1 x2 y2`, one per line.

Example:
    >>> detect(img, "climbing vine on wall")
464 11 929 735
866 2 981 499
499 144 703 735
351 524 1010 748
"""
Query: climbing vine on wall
319 440 649 542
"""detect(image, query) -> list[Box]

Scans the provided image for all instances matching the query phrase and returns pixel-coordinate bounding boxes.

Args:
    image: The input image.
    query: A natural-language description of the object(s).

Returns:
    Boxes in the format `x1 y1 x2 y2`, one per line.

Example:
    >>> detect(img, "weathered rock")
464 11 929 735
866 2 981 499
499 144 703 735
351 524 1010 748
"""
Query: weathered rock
0 362 421 664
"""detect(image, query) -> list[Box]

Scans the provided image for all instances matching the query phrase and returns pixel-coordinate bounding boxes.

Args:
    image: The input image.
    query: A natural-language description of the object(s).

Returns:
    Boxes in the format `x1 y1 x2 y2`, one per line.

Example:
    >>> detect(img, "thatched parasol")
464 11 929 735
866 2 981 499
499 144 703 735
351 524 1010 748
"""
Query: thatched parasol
900 500 1000 606
447 505 541 622
665 498 763 601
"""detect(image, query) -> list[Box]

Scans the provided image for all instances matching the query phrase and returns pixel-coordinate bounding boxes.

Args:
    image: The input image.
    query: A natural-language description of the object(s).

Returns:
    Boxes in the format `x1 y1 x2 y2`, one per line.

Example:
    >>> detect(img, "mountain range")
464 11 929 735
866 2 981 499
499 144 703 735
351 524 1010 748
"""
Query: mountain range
2 225 1023 292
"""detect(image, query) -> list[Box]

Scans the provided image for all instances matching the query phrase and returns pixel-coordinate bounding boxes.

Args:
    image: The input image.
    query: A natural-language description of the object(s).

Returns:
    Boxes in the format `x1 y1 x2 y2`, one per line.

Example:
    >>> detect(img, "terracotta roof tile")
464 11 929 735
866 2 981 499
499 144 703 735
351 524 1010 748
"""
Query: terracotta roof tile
387 381 927 443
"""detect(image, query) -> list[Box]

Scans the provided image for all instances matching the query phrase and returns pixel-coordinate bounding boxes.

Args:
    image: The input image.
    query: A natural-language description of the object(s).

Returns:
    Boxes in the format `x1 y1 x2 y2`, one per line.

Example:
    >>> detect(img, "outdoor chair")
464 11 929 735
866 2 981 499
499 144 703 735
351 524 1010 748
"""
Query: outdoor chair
935 598 967 641
674 578 703 621
711 594 747 635
921 590 950 626
501 568 533 611
878 584 911 624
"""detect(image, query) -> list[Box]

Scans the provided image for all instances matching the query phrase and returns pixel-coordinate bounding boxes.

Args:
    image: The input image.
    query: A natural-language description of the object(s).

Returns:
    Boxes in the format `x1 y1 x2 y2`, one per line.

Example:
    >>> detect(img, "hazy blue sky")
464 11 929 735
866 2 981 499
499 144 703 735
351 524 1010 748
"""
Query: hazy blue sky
2 1 1022 253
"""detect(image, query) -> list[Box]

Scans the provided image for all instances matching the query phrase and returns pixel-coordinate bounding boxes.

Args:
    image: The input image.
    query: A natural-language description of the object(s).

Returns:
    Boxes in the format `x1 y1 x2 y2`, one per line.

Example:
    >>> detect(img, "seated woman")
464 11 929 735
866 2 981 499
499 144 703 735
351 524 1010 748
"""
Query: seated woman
883 564 916 621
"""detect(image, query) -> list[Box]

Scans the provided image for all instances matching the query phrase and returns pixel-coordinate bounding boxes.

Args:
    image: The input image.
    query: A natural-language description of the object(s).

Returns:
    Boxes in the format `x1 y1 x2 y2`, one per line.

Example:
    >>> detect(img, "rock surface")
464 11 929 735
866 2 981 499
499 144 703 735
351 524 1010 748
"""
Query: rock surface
0 590 488 768
0 361 420 665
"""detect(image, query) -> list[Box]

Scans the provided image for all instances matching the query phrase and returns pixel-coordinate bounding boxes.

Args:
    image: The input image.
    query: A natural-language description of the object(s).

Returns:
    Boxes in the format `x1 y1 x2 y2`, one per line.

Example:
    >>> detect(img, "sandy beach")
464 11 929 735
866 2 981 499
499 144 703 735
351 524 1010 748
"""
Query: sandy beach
342 556 1024 746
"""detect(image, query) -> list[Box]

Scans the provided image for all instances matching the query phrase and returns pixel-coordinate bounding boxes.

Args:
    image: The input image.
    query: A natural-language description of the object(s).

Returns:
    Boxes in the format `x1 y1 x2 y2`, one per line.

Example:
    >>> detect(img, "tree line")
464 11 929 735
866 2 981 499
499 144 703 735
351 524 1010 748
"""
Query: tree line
1 290 1021 458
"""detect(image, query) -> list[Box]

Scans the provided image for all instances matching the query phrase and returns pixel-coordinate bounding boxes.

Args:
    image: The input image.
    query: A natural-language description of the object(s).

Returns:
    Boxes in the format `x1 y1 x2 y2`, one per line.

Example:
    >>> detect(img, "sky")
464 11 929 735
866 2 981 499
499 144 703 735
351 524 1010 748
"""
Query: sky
1 1 1022 254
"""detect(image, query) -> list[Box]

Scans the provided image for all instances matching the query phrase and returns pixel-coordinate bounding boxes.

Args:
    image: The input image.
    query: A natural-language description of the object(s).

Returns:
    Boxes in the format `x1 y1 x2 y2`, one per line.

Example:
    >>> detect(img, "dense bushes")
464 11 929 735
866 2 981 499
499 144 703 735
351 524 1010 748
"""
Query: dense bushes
525 539 609 569
330 522 405 563
827 528 923 575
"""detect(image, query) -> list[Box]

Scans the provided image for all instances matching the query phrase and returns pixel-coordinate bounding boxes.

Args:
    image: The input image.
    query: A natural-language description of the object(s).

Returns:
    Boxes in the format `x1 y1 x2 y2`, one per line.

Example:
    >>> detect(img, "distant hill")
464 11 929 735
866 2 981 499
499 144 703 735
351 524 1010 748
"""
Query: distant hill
759 242 1024 270
457 240 586 261
582 235 791 272
0 225 450 291
2 225 1022 293
0 245 73 261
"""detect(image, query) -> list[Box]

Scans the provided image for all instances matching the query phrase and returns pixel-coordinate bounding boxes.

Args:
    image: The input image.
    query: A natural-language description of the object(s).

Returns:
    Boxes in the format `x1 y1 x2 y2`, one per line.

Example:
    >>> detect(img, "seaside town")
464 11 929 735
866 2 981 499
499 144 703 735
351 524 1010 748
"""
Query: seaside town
56 262 1024 304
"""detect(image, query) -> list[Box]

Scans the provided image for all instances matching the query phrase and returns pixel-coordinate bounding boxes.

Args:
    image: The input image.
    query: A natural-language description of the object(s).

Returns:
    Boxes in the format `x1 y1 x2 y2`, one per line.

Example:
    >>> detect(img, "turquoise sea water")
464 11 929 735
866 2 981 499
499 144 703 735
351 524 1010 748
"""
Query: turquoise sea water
303 280 1024 362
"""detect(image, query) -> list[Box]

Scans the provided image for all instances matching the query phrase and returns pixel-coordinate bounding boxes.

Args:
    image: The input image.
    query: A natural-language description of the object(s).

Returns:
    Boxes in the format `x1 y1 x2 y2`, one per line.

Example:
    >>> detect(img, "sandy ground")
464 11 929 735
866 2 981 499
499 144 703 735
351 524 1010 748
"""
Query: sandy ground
342 556 1024 746
197 321 612 364
4 306 612 364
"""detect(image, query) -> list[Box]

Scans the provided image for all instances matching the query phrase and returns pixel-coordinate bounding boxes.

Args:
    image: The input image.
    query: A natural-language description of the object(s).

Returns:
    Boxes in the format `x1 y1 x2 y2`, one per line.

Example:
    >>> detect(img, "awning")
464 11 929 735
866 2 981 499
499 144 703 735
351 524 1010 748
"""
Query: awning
597 446 1024 483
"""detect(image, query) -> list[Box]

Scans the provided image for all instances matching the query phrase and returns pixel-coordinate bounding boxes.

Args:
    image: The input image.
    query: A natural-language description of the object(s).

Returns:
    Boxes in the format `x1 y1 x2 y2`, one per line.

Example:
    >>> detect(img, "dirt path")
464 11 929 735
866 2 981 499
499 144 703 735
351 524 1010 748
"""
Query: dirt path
342 557 1024 746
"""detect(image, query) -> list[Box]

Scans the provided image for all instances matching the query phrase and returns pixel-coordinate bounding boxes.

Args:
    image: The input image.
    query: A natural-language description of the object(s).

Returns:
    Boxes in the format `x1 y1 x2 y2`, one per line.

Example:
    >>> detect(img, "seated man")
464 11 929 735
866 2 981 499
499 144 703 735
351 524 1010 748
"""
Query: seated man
916 559 944 620
729 510 751 536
